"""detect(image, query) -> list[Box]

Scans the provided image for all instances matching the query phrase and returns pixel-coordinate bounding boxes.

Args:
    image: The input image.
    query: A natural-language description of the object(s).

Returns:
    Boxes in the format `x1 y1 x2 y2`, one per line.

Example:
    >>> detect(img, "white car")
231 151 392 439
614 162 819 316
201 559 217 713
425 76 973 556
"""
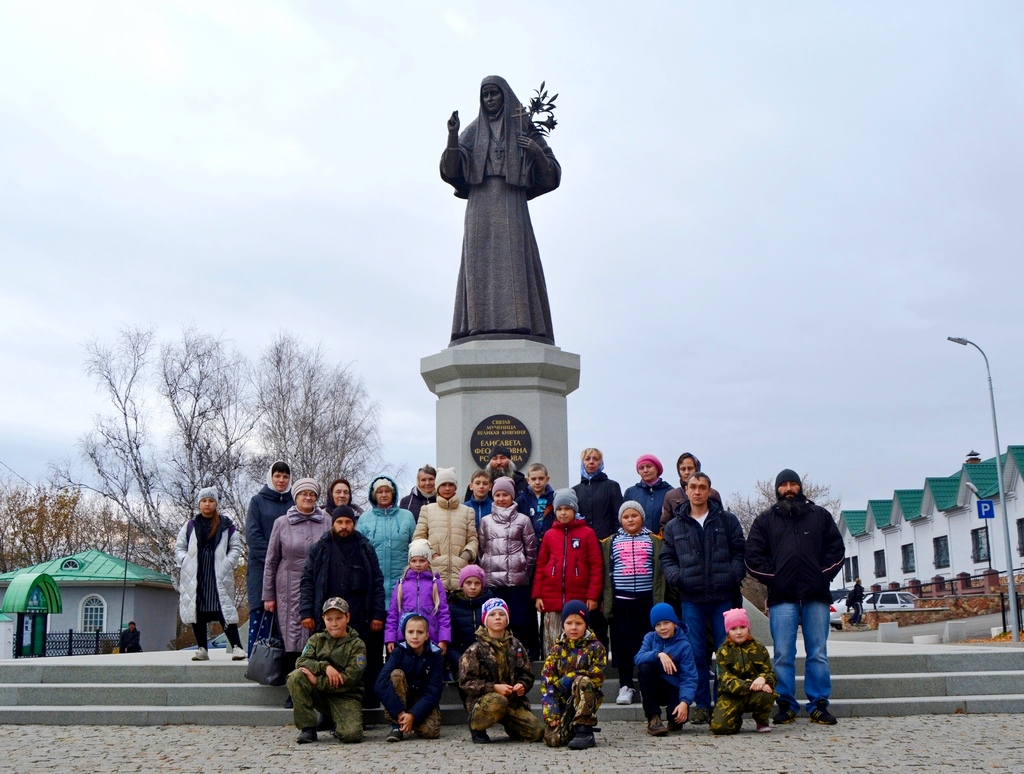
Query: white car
863 591 918 610
830 597 849 629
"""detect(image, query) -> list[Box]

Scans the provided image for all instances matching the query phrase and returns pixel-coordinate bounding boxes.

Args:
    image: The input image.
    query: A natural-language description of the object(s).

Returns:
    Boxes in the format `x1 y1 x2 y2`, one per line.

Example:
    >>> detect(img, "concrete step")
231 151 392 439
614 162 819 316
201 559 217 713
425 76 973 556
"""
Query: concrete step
812 671 1024 700
5 694 1024 726
0 662 247 685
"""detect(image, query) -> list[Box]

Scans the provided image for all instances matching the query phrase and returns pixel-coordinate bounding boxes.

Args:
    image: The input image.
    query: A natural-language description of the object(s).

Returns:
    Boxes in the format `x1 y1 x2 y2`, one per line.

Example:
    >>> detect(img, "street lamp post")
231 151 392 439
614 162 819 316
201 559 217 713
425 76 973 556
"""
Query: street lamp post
948 337 1020 641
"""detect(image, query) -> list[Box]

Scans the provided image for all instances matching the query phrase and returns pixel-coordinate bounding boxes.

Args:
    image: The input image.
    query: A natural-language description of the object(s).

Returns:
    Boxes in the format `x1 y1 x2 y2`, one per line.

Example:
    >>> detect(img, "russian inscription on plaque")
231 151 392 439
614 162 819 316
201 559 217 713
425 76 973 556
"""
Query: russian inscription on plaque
471 414 532 466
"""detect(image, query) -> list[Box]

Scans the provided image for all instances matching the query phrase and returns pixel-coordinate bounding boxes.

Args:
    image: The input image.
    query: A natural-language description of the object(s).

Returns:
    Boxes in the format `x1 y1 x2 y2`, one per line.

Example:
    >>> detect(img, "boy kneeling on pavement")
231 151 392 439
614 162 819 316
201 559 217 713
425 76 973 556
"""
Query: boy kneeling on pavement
634 603 698 736
288 597 366 744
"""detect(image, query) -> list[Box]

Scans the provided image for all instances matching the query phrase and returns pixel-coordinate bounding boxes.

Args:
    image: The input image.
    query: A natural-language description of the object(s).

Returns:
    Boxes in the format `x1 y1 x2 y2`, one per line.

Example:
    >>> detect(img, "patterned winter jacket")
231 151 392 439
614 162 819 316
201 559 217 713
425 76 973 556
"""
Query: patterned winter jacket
540 629 606 722
458 626 536 714
715 637 777 697
413 495 479 592
295 628 367 698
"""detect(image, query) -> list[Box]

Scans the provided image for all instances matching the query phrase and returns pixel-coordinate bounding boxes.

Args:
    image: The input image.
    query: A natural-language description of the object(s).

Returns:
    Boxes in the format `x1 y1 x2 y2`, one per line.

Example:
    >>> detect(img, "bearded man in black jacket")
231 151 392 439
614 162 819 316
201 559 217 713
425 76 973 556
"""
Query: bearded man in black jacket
300 506 386 708
745 469 844 727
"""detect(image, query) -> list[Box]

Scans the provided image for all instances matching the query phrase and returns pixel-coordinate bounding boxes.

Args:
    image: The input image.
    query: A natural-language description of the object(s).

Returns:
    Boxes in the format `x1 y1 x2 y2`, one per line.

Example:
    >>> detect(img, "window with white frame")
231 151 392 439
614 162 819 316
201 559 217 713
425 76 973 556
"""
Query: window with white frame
81 595 105 632
933 536 950 569
873 550 886 578
901 543 915 574
971 527 990 564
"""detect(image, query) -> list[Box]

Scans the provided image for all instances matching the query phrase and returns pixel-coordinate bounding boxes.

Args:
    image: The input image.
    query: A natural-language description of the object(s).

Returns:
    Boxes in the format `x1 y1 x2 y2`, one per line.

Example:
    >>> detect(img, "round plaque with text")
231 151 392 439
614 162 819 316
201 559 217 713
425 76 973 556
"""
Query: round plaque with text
470 414 532 467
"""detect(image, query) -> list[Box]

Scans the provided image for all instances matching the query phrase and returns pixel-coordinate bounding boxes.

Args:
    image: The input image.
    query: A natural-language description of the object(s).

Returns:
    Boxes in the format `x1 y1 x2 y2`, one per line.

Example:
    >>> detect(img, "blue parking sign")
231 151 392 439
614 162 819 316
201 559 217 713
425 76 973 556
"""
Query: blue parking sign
977 500 995 519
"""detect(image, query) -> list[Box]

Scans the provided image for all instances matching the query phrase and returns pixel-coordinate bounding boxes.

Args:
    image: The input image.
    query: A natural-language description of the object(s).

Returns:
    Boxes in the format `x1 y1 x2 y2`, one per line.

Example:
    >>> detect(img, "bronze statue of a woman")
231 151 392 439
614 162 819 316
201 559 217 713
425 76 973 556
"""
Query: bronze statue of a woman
441 76 560 346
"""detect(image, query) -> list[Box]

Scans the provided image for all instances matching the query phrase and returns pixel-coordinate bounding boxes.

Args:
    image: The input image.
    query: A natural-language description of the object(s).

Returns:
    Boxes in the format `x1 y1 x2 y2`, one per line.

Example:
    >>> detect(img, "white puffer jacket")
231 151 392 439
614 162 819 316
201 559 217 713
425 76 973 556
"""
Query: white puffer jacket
175 516 243 625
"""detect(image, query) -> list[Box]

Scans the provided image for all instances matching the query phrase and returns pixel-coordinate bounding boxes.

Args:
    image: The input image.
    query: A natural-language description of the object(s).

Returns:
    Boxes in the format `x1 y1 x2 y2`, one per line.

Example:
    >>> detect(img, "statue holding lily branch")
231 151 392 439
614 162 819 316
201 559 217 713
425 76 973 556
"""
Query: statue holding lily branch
441 76 562 346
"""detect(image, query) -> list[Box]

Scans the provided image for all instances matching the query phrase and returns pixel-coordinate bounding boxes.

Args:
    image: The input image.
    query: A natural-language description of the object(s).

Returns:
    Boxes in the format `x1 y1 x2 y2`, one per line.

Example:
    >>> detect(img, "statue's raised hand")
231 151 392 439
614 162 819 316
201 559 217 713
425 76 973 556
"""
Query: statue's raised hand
447 110 460 135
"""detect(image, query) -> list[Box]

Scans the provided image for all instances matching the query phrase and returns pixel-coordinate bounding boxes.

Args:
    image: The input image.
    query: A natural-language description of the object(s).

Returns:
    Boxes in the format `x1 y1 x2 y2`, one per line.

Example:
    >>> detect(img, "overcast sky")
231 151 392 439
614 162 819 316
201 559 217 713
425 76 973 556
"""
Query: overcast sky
1 1 1022 511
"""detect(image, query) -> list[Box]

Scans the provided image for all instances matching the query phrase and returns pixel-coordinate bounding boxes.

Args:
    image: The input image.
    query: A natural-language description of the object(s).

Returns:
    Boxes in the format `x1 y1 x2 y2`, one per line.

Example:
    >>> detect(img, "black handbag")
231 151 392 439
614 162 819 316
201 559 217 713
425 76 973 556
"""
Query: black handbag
244 611 287 686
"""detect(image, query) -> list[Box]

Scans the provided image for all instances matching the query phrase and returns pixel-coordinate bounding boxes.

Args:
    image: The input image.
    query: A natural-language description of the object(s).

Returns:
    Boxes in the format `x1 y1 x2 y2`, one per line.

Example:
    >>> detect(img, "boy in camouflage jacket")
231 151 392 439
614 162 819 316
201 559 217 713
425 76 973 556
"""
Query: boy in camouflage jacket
287 597 367 744
711 607 777 735
540 600 607 749
458 597 545 743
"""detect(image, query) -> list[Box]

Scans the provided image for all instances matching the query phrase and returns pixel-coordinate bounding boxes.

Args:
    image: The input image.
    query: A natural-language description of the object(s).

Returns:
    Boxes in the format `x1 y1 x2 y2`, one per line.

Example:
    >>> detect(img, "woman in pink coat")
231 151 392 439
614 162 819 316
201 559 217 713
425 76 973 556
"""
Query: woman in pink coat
263 477 330 706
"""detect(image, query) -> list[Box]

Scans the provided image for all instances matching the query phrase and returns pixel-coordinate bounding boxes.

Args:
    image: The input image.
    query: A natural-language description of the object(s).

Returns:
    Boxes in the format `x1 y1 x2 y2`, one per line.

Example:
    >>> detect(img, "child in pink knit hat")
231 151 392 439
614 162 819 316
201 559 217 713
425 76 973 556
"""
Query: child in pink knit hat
710 607 777 735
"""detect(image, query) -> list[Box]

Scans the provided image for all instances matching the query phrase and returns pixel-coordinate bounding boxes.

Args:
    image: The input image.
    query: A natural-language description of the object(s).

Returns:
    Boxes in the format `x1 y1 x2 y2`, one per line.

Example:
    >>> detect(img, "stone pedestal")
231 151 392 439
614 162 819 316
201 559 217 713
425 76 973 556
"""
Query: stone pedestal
420 339 581 489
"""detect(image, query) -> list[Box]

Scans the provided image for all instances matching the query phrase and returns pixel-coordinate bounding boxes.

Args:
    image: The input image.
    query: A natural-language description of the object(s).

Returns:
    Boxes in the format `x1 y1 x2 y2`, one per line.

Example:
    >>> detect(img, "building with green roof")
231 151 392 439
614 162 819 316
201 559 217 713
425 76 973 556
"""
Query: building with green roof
834 447 1024 595
0 550 177 654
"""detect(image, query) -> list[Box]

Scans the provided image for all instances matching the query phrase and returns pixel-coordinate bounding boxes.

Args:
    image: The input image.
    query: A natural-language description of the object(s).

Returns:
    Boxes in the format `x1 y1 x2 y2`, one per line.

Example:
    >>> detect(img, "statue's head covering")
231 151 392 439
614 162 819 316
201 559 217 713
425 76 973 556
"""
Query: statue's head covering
465 75 529 192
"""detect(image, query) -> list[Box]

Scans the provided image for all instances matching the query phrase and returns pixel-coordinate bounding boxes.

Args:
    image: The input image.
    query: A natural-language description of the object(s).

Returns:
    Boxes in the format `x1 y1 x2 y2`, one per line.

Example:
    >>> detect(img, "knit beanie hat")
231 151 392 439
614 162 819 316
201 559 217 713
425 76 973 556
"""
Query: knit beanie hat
775 468 802 492
650 602 680 627
196 487 218 505
636 454 663 477
372 477 395 495
723 608 750 631
331 505 357 523
435 467 458 488
492 476 516 498
292 478 320 497
619 500 646 522
561 599 589 625
489 446 513 460
552 488 578 513
408 539 433 560
481 597 510 624
459 564 486 587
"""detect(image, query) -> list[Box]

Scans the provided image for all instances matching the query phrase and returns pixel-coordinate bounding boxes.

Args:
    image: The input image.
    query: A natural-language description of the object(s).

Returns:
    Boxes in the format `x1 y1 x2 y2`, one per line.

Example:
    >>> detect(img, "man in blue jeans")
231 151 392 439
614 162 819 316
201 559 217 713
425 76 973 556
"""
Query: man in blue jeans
745 469 845 725
660 472 746 725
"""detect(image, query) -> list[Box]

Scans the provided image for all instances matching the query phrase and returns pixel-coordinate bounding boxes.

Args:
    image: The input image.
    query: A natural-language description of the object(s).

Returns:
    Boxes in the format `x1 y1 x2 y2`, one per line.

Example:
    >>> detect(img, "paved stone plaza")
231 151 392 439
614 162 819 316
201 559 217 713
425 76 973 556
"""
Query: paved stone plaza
7 714 1024 773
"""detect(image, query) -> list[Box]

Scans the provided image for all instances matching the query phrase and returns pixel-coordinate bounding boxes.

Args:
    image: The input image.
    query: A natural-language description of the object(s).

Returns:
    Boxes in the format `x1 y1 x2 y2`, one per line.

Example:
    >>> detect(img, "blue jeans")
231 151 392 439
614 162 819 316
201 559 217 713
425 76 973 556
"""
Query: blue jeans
679 600 731 709
768 601 832 711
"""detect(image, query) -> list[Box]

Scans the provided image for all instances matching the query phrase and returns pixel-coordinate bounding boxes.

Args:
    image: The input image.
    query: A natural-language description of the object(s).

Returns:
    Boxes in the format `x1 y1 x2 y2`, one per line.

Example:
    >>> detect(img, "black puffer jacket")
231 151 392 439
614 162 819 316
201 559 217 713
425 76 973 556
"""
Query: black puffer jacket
660 500 746 604
447 587 495 654
573 472 623 541
245 484 294 611
299 530 385 630
744 498 845 607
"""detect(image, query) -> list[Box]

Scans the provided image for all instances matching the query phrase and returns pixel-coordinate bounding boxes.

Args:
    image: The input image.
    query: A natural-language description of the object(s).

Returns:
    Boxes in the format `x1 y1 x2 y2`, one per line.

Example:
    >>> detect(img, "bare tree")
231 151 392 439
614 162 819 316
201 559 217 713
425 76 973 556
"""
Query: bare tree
728 475 842 535
54 325 261 578
253 332 383 503
159 326 259 527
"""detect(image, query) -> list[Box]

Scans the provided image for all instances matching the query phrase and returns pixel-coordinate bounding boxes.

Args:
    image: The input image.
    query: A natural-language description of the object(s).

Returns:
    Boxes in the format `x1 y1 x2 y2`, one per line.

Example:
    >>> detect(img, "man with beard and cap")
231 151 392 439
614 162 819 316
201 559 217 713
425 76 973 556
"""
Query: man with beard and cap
300 506 386 710
745 469 844 726
464 446 528 501
660 453 723 530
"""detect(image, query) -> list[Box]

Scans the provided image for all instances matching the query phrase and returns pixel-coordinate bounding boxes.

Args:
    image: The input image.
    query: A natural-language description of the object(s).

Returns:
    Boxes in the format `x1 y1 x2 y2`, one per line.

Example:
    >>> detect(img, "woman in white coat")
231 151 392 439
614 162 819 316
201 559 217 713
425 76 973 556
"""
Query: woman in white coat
176 487 244 661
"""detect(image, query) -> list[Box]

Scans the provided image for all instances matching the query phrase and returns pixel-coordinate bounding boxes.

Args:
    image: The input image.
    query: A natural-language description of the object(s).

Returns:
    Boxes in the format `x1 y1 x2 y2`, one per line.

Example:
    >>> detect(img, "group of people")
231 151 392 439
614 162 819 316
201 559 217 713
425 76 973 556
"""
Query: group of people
174 447 845 747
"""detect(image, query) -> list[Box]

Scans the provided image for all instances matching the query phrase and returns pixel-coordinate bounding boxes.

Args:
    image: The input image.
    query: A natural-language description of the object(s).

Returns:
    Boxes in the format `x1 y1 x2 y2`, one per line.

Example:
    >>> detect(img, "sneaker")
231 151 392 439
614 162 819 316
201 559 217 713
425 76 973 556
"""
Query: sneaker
231 645 246 661
616 685 635 705
386 725 403 743
647 716 668 737
567 725 596 750
190 648 209 661
772 703 797 725
470 729 491 744
809 701 838 725
756 721 772 733
284 695 293 709
667 718 684 732
689 706 711 725
296 727 317 744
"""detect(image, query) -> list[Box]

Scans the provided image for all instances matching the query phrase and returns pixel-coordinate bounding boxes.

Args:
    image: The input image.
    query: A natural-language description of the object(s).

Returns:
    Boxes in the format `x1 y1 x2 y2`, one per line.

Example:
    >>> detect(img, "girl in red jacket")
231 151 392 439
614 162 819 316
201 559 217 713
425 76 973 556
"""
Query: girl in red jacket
532 489 603 655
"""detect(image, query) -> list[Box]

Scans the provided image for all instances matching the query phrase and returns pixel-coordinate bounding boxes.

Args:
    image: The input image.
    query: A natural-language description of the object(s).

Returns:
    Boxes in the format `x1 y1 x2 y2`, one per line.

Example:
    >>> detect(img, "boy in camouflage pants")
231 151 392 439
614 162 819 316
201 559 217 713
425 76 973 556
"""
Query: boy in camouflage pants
711 607 777 735
540 600 606 749
458 597 545 744
288 597 367 744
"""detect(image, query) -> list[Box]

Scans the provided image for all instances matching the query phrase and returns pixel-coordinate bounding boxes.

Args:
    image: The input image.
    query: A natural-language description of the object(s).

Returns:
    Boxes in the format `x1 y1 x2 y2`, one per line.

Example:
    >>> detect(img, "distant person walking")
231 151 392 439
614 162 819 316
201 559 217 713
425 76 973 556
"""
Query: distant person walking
847 579 865 625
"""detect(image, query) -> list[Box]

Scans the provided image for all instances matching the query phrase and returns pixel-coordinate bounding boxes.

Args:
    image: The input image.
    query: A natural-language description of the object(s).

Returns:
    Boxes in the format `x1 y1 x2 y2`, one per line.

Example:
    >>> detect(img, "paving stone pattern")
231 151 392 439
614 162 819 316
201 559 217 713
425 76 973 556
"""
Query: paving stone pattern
6 715 1024 773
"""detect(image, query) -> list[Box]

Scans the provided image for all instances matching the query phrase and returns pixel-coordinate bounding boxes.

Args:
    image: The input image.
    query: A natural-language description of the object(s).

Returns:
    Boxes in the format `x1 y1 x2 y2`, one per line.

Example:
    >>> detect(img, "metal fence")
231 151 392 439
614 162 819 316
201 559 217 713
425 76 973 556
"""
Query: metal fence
43 629 122 657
